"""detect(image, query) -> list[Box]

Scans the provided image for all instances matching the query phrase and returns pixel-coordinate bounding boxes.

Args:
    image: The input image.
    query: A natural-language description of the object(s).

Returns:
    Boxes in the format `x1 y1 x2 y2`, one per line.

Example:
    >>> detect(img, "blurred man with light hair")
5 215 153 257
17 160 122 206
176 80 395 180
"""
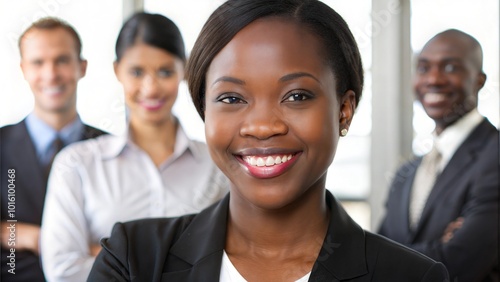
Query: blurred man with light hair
0 17 106 281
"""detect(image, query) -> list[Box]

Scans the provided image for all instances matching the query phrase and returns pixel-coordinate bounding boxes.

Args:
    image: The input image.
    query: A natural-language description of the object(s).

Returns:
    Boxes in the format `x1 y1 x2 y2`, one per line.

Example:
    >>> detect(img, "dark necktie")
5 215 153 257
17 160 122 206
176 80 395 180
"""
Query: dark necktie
44 137 65 182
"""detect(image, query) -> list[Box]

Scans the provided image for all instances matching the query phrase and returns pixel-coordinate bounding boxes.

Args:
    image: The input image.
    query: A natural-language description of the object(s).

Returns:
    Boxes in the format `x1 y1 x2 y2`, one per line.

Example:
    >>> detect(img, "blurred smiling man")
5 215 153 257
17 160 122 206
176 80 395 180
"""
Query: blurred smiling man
0 17 105 281
20 18 85 129
379 29 499 281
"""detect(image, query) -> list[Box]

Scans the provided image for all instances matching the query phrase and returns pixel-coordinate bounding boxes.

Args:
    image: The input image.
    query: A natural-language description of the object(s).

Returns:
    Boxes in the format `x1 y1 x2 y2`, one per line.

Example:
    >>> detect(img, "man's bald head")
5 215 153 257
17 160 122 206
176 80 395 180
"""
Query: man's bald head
424 29 484 73
414 29 487 132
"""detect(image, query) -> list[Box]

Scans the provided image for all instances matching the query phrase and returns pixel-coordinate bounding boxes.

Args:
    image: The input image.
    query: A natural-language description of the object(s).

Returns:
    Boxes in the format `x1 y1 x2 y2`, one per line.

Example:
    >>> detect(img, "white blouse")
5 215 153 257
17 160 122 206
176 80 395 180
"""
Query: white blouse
41 125 229 282
220 251 311 282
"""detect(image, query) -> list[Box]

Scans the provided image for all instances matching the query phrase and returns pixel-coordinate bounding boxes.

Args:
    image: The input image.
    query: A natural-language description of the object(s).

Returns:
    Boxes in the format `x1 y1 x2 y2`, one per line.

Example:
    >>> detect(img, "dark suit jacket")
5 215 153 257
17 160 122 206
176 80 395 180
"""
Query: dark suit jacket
89 190 449 281
379 118 499 281
0 119 106 282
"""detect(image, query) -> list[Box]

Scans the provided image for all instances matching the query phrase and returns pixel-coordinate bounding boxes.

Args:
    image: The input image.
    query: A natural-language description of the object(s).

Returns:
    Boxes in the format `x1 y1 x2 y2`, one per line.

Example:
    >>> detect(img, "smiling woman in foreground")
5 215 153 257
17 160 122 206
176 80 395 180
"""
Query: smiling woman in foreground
88 0 449 281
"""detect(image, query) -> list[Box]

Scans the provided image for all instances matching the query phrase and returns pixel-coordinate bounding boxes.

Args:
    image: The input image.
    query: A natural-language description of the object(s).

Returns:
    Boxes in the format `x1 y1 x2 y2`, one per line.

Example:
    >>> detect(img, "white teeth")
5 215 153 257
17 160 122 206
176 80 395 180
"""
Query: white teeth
141 99 163 107
424 93 446 104
275 156 282 164
43 87 63 96
243 154 293 167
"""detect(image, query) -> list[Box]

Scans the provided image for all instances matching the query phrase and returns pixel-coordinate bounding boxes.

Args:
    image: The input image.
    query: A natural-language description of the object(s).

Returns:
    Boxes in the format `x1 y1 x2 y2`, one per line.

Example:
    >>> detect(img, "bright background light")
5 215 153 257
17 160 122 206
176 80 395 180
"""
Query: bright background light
0 0 497 230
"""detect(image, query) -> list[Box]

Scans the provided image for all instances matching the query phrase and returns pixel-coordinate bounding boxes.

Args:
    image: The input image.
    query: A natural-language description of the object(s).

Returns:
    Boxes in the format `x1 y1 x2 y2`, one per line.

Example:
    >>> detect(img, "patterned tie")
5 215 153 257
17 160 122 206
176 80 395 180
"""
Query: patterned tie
44 137 64 182
409 145 442 229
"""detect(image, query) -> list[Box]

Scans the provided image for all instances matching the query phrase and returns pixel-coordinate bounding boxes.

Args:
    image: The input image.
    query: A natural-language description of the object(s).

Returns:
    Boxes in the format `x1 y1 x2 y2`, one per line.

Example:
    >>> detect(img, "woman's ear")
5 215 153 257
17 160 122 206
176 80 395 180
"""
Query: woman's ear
339 90 356 136
113 61 121 82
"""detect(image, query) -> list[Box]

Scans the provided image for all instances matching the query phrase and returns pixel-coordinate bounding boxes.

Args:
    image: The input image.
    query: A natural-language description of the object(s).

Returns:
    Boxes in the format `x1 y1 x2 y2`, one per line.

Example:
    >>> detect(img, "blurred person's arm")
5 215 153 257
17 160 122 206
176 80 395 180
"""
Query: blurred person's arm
40 150 99 282
90 243 102 256
87 223 130 281
440 217 463 243
1 221 40 255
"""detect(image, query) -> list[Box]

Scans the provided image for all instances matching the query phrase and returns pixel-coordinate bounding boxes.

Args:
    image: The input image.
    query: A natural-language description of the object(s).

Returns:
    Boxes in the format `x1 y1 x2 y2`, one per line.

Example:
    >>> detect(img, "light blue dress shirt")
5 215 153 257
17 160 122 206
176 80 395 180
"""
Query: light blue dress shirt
25 113 84 166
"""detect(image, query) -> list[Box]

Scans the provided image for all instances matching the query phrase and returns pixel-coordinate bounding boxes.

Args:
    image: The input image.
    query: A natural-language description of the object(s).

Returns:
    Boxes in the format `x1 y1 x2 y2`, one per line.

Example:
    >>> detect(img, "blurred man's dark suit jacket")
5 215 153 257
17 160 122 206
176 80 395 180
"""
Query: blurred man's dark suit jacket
0 119 106 282
379 118 499 281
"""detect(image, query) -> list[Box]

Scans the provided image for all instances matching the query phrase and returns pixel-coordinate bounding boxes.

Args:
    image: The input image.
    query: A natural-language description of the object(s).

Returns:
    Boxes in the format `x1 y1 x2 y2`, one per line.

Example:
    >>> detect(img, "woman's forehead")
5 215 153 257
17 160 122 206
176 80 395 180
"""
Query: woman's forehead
207 17 330 77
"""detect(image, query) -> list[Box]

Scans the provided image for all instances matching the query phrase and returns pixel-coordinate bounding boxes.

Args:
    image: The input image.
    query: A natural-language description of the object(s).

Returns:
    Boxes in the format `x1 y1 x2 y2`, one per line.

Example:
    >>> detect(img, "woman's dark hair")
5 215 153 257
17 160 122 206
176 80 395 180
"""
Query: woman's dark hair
186 0 363 120
115 12 185 62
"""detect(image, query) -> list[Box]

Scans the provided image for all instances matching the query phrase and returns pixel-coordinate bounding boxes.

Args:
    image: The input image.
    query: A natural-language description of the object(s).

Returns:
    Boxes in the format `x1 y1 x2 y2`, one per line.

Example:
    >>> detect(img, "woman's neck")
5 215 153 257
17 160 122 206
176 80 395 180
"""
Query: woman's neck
226 185 329 255
129 116 177 166
225 185 329 280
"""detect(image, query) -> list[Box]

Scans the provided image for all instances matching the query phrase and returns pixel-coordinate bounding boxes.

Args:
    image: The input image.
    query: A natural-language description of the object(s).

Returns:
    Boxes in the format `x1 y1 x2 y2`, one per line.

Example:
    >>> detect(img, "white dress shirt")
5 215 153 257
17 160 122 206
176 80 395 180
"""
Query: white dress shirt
433 109 484 170
409 109 484 227
41 124 229 282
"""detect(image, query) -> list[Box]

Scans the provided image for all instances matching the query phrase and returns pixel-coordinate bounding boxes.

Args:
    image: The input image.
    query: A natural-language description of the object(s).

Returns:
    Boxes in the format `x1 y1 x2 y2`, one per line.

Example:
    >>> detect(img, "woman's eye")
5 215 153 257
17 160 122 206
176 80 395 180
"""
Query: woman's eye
284 92 310 102
158 69 173 77
130 68 143 77
219 96 244 104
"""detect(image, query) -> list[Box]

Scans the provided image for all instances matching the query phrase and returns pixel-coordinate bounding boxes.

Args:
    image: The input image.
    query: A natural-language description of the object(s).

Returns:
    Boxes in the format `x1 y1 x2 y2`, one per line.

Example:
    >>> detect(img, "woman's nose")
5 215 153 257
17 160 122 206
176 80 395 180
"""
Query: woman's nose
140 74 159 96
239 105 288 140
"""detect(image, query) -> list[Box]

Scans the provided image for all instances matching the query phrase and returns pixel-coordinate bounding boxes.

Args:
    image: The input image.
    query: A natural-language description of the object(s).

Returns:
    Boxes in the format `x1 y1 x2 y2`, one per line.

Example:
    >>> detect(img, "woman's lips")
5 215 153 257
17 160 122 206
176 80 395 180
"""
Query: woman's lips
236 152 301 179
139 98 166 111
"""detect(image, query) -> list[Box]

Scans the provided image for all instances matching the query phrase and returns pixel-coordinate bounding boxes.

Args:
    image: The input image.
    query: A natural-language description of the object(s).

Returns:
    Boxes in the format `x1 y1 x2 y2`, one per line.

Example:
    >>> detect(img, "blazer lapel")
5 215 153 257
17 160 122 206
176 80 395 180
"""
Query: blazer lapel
11 121 46 195
401 159 420 242
162 195 229 281
14 121 46 184
0 121 47 224
311 191 368 280
1 121 105 219
162 191 370 281
415 119 494 235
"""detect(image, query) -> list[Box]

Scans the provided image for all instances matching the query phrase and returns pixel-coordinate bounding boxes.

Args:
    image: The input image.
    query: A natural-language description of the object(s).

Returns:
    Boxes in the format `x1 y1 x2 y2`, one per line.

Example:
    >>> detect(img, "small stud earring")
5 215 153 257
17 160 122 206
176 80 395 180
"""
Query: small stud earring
340 128 348 137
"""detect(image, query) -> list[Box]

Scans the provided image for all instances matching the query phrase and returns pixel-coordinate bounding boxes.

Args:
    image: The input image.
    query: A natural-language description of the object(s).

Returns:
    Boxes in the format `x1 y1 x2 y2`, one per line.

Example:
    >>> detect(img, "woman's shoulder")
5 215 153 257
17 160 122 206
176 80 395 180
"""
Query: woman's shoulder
55 134 123 163
364 231 449 280
186 138 211 157
102 215 197 260
109 215 197 245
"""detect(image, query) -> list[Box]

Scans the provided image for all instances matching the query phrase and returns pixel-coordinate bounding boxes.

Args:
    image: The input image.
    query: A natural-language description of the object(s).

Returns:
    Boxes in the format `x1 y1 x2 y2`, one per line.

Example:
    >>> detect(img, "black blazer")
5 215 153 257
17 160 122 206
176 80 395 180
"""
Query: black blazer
379 118 499 281
89 190 449 281
0 119 106 282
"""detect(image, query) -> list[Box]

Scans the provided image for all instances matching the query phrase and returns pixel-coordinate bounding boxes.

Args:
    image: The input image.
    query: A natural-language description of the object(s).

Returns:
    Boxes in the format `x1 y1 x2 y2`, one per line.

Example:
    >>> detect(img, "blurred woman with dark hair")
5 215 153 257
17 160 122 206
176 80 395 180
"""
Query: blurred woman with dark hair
41 12 228 282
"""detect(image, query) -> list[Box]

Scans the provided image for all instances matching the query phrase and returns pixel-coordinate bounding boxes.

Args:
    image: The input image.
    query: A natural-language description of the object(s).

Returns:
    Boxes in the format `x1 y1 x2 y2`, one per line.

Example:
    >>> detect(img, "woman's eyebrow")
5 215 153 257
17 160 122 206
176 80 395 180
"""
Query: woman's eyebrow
212 76 246 86
280 72 320 83
211 72 320 87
